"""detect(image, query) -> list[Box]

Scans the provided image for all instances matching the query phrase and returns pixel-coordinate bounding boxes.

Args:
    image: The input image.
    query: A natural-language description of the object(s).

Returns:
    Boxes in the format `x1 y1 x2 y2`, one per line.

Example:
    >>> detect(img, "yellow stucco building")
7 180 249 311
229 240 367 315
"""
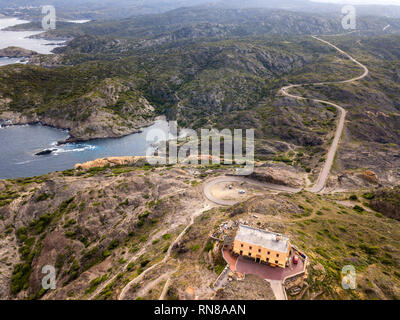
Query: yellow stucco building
232 224 291 268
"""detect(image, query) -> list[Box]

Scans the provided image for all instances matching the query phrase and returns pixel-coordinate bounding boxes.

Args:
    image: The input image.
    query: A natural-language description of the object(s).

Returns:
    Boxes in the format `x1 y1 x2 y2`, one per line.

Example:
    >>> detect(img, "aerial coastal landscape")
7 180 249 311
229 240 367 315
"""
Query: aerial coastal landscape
0 0 400 305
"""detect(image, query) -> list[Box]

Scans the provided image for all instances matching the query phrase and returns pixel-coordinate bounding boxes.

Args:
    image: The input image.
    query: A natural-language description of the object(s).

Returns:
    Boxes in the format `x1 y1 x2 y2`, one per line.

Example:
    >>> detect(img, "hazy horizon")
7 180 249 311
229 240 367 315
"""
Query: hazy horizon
312 0 400 5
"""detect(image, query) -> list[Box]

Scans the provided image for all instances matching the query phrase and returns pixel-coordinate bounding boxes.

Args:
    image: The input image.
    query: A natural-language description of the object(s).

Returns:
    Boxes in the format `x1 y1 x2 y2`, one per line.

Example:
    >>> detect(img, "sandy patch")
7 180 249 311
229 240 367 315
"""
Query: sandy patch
209 181 259 202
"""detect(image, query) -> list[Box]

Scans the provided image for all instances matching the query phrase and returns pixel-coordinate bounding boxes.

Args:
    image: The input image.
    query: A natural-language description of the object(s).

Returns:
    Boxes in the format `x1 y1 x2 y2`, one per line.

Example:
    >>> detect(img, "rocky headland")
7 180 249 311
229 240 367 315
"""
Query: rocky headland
0 46 38 58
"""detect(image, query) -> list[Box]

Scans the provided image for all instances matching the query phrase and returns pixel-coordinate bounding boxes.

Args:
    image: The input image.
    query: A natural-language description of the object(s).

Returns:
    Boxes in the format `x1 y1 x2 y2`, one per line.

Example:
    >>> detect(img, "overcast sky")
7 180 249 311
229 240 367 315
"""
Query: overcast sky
312 0 400 5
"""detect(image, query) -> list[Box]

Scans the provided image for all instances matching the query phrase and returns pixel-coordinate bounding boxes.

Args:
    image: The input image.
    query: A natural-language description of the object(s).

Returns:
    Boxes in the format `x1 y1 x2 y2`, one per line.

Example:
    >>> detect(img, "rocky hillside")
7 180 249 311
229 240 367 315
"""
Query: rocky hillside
0 65 155 141
25 7 400 43
0 36 312 142
370 186 400 221
2 7 400 182
3 29 400 185
1 162 399 300
287 35 400 188
0 161 207 299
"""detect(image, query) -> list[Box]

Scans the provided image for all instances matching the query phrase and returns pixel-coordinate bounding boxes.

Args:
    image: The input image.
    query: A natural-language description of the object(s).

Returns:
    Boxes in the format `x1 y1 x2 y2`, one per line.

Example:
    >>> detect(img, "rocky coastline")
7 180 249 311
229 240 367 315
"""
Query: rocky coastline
0 110 156 144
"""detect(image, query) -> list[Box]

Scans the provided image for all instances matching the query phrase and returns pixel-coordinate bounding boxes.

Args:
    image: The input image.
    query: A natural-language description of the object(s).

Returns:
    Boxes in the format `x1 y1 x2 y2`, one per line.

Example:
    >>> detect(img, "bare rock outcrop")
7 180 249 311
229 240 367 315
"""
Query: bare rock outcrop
250 164 304 188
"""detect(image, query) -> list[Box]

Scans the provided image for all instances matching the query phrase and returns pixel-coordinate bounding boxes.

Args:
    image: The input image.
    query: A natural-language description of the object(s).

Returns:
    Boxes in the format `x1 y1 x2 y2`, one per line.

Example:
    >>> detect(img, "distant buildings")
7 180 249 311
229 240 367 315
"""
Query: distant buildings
233 224 290 268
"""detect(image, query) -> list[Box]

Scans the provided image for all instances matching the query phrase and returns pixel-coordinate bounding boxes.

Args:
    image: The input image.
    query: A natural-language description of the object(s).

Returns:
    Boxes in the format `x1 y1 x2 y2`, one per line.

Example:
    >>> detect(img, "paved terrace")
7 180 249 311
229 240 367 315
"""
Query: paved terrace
223 247 305 281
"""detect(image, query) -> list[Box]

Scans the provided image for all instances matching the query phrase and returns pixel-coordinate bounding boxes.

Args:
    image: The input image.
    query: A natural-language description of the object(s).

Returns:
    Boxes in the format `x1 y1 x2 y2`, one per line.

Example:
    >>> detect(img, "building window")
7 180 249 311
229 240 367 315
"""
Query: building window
267 251 270 255
249 253 252 257
258 249 261 253
249 246 252 250
276 254 279 257
275 260 278 264
240 244 243 248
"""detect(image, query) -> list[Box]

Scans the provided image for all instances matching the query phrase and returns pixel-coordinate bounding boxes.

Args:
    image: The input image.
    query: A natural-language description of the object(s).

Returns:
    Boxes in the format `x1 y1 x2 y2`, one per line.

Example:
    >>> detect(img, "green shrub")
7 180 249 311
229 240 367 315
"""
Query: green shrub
16 227 28 242
204 240 214 252
102 250 111 258
127 262 135 271
30 213 53 234
59 197 75 213
315 247 329 259
162 234 171 240
62 169 75 176
108 239 119 250
190 244 201 252
359 244 379 255
10 263 32 294
353 205 364 213
140 260 150 268
36 193 50 202
65 230 77 239
214 264 225 275
63 219 77 228
362 192 375 200
85 275 107 294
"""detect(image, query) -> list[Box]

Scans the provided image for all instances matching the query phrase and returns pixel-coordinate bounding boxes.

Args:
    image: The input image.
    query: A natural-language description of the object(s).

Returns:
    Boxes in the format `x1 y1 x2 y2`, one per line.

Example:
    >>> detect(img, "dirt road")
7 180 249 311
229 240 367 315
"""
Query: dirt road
281 35 369 193
204 35 370 204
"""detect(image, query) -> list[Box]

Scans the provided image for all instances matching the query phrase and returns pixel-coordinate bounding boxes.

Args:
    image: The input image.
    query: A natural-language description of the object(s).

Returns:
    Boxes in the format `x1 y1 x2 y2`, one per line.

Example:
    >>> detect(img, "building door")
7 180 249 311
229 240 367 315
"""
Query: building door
240 250 243 256
256 257 260 263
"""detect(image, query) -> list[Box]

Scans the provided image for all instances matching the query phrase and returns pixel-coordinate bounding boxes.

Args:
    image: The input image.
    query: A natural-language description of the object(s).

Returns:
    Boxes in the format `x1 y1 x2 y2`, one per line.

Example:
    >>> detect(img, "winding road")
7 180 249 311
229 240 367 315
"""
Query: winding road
204 35 369 203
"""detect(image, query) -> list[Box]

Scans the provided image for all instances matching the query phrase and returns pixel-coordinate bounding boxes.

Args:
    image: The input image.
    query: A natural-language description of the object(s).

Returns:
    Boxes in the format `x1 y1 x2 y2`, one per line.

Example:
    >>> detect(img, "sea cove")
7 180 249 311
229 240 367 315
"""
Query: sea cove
0 119 169 179
0 17 65 65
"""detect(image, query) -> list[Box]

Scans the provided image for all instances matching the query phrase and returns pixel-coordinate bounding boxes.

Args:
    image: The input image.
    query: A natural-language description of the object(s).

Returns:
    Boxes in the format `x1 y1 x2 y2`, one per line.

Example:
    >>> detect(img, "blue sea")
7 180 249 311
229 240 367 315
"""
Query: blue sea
0 120 169 179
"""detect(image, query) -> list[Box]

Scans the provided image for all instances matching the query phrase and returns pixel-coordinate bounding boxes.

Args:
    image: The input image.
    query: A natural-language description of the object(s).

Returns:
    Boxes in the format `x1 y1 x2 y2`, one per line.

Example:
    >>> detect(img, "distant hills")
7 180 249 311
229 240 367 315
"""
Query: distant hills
2 0 400 20
19 6 400 43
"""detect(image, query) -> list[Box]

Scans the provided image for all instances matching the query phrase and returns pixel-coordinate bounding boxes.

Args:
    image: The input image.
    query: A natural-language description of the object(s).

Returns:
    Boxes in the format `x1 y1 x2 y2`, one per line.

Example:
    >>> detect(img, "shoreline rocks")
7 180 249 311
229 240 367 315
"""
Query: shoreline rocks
0 110 155 144
35 149 56 156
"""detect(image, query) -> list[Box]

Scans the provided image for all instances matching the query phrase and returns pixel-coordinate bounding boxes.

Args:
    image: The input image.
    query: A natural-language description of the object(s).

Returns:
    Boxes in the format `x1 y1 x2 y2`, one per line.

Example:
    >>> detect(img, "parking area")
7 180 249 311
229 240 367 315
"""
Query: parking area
223 247 305 281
